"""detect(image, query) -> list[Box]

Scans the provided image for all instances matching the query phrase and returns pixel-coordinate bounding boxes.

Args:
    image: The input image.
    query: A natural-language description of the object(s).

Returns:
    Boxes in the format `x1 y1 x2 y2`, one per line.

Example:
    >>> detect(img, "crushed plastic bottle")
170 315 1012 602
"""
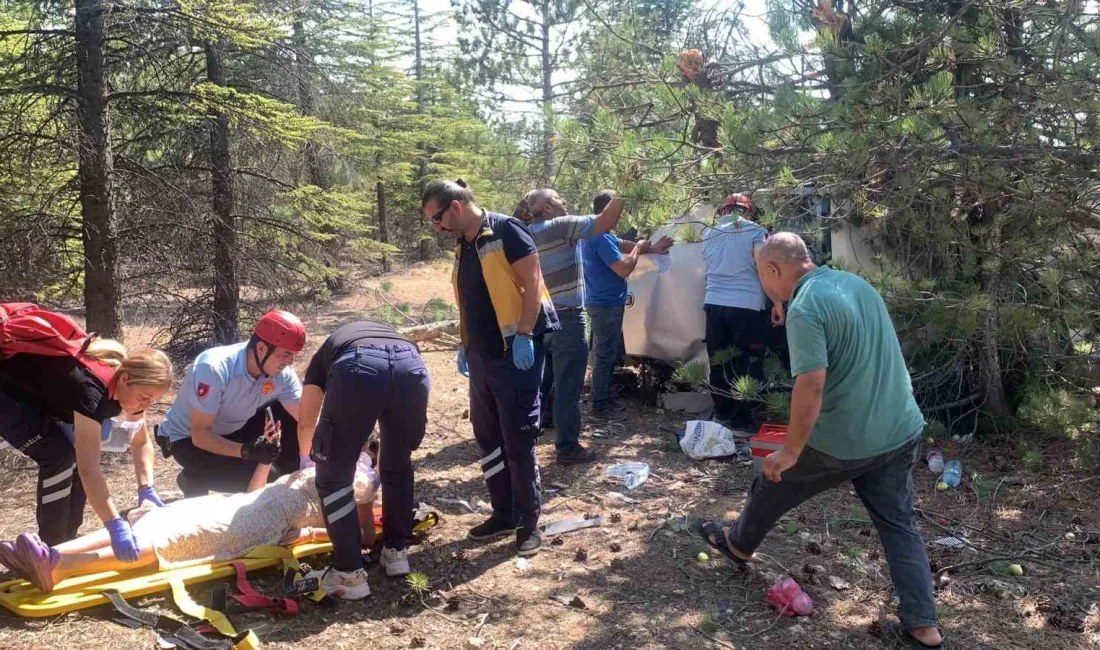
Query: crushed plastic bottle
766 577 813 617
606 463 649 490
939 460 962 488
926 450 944 473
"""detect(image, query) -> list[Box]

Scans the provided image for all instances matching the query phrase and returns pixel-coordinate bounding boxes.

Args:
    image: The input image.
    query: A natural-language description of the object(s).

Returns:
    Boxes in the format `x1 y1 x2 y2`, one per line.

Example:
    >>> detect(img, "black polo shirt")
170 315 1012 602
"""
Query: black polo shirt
303 320 414 389
457 212 557 358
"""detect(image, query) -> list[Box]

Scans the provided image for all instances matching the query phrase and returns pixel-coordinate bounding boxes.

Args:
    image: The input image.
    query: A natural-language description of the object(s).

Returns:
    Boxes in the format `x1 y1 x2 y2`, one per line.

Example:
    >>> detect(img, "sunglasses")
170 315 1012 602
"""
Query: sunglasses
430 203 450 223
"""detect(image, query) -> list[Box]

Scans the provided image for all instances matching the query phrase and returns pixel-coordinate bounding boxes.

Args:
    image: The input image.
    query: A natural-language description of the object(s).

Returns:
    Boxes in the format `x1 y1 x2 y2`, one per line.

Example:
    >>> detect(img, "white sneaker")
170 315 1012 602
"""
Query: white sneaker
380 546 410 577
307 566 370 600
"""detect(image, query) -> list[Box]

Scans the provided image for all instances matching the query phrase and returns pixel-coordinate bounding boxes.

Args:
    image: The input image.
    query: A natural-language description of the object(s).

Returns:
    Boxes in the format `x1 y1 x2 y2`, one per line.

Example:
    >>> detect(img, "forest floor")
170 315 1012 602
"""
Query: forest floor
1 261 1098 650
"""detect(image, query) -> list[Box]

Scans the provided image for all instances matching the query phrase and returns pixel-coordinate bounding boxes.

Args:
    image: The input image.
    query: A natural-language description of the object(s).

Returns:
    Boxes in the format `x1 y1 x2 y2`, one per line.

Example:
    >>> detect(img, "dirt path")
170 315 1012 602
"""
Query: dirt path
0 263 1097 649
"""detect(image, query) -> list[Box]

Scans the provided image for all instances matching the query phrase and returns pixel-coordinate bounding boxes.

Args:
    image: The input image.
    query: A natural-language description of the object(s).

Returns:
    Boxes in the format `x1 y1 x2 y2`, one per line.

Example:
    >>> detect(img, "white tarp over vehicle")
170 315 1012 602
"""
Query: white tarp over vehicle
622 187 850 366
622 204 714 365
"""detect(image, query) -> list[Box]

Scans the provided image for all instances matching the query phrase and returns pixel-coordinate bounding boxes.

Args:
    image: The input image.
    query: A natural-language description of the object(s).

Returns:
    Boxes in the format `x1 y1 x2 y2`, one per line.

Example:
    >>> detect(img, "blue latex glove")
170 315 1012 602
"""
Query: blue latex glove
512 334 535 370
105 517 140 563
137 485 165 508
457 348 469 377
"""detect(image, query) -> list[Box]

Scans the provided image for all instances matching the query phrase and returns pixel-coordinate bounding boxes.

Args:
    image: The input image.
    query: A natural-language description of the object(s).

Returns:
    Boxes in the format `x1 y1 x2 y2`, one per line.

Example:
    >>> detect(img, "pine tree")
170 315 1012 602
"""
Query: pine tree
453 0 589 184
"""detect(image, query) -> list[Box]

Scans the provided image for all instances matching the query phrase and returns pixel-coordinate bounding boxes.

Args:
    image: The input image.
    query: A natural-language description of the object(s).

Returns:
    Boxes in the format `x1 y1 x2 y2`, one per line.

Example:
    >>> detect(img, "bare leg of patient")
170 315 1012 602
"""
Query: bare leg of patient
51 541 158 584
54 529 112 555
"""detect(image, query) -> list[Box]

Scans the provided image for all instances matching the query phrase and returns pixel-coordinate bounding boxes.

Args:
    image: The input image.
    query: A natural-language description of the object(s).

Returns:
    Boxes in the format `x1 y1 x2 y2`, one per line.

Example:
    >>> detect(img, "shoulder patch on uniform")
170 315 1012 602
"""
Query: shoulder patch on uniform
196 382 211 399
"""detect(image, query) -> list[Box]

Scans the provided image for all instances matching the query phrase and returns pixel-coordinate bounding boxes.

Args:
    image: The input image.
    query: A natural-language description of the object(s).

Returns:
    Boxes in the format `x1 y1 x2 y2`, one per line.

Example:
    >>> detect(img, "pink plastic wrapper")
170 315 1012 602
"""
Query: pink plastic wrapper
766 577 813 617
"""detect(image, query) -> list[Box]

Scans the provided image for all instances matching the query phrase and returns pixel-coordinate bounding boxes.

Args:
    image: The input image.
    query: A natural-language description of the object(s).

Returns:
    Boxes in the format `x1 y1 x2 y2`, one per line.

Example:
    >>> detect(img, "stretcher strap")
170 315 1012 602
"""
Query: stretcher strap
104 590 233 650
239 544 325 602
169 577 237 636
241 545 299 569
229 562 298 615
372 511 441 536
167 578 261 650
413 512 440 533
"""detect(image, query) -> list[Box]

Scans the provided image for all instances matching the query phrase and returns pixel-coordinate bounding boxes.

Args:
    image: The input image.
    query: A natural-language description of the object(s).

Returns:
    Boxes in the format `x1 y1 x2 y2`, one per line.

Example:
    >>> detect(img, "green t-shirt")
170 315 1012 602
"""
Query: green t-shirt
786 267 925 460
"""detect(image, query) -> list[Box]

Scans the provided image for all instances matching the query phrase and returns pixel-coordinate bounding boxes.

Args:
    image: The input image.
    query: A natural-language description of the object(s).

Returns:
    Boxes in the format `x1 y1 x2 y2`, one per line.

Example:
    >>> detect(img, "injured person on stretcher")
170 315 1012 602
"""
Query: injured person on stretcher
0 453 379 593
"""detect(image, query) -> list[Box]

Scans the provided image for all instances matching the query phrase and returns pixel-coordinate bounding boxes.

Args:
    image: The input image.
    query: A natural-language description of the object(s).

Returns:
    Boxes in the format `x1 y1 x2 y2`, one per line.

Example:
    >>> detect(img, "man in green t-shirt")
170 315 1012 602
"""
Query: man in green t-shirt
698 233 943 649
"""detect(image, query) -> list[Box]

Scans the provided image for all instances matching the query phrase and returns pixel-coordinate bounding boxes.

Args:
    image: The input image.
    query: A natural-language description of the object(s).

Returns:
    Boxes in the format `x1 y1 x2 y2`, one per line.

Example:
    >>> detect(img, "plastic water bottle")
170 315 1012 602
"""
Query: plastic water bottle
926 450 944 473
606 463 650 490
940 460 962 488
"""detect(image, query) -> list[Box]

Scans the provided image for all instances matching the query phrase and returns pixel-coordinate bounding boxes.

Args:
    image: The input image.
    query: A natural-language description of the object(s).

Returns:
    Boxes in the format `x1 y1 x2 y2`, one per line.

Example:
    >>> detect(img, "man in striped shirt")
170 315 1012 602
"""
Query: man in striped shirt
522 189 627 463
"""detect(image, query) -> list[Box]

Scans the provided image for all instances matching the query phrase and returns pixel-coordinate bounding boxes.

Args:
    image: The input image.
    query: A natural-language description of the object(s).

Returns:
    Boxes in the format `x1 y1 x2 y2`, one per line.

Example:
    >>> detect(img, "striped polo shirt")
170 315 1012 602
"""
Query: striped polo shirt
527 214 597 309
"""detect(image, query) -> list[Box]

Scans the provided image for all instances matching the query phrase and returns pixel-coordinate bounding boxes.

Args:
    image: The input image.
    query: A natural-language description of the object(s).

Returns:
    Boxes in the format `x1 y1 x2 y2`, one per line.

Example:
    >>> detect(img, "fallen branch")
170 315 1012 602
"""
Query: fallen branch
473 612 489 637
935 553 1075 577
1036 474 1100 493
400 319 460 343
418 596 468 624
376 289 420 326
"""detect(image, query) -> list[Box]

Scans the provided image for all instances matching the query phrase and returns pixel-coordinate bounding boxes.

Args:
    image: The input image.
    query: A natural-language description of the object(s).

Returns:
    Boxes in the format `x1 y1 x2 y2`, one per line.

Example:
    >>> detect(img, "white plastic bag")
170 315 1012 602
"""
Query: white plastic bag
679 420 739 459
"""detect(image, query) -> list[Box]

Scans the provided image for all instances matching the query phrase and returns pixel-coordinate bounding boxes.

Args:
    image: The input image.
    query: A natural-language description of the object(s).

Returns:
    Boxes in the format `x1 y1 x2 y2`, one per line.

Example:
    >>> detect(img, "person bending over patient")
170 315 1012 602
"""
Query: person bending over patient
0 454 379 594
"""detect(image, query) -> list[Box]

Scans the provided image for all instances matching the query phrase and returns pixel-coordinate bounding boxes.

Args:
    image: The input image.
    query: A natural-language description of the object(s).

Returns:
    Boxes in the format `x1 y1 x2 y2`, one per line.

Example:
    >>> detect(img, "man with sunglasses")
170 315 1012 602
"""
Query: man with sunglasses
422 179 559 557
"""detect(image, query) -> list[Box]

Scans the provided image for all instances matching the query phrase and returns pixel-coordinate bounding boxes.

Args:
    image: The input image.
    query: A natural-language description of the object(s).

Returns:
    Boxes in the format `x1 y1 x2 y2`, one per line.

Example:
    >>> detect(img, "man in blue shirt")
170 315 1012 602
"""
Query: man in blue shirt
581 190 673 418
702 193 780 433
159 311 307 497
523 188 627 463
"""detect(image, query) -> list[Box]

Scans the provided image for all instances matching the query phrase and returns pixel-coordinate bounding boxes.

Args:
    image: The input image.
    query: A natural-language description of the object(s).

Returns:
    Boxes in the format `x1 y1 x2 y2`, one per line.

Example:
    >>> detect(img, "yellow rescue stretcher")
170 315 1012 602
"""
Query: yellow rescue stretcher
0 541 333 619
0 510 440 619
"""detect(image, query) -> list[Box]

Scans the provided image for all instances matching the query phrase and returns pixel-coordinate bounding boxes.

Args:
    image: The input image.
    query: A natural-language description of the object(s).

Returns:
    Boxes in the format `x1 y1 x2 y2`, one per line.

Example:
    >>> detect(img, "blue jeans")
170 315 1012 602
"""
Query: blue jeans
312 343 431 570
587 304 624 411
540 308 588 453
728 438 937 630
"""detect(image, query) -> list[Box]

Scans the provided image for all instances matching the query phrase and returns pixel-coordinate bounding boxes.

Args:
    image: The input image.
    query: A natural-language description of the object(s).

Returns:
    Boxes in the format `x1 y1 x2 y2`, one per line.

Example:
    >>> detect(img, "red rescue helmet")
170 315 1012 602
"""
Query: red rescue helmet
718 192 752 215
254 310 306 352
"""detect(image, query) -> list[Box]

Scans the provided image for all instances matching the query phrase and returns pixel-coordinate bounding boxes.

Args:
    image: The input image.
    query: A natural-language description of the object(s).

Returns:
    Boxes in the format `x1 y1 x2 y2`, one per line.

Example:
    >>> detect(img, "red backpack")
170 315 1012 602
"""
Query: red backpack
0 303 117 387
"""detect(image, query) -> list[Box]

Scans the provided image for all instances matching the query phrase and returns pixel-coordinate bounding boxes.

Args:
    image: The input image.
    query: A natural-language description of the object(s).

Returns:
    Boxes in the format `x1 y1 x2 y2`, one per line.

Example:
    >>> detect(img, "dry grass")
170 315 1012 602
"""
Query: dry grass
1 261 1098 649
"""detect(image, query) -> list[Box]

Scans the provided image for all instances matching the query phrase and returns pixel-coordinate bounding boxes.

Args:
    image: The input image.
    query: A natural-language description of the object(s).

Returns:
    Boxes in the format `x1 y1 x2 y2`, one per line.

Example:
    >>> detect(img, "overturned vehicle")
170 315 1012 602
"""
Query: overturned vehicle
621 187 847 402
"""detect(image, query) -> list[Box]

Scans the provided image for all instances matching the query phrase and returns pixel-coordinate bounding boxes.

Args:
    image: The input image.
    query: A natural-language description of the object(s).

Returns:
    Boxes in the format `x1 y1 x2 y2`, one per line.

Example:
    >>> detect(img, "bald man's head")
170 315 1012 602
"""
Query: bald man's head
756 232 816 302
525 188 567 220
758 232 812 265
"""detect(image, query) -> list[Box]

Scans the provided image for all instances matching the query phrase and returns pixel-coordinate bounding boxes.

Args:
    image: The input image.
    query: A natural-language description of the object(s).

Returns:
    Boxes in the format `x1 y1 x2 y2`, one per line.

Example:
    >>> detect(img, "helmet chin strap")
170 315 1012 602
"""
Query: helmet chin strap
253 340 275 377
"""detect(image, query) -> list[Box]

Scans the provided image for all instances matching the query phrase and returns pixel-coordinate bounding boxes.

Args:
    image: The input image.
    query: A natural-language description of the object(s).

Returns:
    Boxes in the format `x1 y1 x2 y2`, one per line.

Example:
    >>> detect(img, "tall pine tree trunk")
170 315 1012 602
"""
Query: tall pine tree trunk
377 180 391 273
295 21 327 190
978 218 1011 419
540 0 554 183
295 21 343 292
206 41 238 344
75 0 120 337
413 0 432 262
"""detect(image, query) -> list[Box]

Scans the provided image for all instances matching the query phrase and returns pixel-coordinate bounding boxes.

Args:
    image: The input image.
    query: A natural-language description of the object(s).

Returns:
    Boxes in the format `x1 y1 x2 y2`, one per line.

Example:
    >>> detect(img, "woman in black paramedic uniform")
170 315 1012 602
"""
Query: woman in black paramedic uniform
0 338 174 561
296 320 430 599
